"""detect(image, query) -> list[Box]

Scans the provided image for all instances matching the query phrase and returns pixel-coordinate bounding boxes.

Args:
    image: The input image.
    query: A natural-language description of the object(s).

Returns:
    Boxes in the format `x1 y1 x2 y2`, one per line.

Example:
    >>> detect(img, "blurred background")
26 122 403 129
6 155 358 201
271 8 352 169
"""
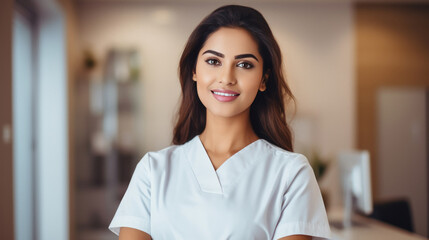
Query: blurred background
0 0 428 239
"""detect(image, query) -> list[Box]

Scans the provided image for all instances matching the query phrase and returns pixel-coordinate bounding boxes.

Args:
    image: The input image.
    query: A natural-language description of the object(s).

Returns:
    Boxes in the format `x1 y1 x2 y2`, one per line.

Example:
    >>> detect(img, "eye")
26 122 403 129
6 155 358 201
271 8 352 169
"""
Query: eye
205 58 221 66
237 62 254 69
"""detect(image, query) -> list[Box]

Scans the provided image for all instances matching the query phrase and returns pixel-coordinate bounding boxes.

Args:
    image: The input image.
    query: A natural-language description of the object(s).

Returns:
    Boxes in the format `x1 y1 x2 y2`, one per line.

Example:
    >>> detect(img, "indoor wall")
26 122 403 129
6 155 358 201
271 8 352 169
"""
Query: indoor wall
356 4 429 236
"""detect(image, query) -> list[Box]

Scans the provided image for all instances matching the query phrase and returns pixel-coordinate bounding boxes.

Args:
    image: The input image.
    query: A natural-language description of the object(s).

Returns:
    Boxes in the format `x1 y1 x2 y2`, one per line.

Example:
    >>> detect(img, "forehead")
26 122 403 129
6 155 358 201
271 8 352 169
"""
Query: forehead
200 27 260 57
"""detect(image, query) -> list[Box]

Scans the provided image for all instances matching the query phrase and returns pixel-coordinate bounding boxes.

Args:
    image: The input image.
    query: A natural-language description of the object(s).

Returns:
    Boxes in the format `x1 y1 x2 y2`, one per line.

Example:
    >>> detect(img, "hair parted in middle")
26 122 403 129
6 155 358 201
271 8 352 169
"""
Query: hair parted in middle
173 4 295 151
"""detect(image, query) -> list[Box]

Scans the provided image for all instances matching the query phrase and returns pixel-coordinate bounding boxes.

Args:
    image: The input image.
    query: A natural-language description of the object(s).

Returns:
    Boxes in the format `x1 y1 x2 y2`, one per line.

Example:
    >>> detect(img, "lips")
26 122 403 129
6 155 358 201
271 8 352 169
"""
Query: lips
211 89 240 102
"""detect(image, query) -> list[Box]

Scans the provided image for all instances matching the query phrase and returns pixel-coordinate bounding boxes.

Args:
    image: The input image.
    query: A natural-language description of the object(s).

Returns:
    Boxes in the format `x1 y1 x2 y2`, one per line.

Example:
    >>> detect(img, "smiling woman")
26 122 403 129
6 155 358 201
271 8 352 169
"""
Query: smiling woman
109 5 331 240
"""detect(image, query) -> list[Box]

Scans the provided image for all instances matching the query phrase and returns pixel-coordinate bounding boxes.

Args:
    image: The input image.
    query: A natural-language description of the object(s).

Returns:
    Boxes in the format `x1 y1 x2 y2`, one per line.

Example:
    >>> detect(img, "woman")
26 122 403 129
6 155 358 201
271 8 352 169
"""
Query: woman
109 5 331 240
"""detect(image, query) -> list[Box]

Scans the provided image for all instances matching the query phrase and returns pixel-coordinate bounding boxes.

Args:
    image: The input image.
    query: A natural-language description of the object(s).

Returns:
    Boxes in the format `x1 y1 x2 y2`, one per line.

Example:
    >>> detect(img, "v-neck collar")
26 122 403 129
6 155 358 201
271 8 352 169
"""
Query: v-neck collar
186 135 264 195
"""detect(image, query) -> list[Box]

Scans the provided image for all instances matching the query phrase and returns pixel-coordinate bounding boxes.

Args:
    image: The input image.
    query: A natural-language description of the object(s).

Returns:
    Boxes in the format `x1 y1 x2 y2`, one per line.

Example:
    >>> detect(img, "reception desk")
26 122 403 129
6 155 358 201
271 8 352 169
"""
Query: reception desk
328 208 428 240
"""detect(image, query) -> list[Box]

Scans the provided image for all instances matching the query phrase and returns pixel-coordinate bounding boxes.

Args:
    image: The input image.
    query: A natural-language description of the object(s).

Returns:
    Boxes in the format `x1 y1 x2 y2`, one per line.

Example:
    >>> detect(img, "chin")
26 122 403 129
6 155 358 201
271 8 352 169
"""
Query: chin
207 107 250 119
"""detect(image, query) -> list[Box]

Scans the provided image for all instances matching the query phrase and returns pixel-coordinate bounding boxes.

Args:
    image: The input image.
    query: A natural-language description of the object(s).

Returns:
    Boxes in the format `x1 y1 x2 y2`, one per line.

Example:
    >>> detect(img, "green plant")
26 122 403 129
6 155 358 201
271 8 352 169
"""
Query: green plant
309 152 330 181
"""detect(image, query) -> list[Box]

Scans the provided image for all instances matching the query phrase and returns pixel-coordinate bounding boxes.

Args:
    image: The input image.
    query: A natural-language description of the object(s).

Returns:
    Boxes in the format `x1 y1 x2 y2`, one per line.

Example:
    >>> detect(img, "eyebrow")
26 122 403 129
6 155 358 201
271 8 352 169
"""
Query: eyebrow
202 50 259 62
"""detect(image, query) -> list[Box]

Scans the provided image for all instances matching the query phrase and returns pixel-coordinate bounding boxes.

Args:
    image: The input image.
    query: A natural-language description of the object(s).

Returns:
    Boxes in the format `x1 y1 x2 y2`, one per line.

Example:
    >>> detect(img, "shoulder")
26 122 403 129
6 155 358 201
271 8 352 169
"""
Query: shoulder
257 139 314 183
258 139 309 167
146 144 183 160
138 137 197 170
139 144 183 169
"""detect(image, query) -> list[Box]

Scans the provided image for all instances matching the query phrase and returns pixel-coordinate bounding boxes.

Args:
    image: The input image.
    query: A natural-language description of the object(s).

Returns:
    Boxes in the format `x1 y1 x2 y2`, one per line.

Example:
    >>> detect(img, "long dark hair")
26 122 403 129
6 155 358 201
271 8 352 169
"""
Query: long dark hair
173 5 295 151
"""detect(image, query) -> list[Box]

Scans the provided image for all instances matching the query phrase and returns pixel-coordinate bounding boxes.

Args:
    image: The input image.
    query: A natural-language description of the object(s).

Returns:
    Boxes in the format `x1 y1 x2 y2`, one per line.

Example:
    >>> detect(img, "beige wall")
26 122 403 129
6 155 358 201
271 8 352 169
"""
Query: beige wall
0 0 14 239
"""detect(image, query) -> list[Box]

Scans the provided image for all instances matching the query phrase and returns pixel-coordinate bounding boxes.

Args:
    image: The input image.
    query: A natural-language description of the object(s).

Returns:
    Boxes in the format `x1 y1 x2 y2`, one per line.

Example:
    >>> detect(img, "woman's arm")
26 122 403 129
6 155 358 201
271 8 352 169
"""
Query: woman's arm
119 227 152 240
278 235 312 240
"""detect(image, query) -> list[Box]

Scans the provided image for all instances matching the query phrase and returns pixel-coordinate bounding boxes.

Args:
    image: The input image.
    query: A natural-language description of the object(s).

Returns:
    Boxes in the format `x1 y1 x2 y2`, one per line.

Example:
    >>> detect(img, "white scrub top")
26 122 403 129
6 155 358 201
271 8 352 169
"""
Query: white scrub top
109 135 331 240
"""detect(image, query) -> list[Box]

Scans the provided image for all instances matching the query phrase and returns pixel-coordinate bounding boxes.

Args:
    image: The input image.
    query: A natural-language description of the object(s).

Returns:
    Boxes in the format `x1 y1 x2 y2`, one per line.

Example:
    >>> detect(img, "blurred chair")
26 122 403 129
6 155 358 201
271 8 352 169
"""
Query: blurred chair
369 198 414 233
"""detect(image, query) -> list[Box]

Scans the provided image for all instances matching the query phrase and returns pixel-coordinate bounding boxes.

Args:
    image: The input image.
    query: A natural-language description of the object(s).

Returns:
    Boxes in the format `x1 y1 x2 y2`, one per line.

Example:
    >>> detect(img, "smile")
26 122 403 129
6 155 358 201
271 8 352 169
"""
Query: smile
212 91 239 97
211 90 240 102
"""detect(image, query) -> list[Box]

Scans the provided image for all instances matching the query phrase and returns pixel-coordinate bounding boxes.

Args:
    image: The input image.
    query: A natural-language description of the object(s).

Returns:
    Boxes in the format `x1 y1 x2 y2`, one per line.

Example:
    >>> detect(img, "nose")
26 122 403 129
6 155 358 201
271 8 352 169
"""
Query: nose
219 65 236 85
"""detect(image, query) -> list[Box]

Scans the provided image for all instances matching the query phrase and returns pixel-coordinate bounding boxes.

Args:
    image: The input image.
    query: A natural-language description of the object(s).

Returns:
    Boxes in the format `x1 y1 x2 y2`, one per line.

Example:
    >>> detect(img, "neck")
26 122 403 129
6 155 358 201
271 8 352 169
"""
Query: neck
199 110 259 154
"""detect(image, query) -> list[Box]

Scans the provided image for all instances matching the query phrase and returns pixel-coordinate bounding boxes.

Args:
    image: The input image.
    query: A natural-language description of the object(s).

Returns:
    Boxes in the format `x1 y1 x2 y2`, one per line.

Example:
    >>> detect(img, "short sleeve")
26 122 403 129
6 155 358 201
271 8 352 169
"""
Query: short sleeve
273 154 331 240
108 153 151 236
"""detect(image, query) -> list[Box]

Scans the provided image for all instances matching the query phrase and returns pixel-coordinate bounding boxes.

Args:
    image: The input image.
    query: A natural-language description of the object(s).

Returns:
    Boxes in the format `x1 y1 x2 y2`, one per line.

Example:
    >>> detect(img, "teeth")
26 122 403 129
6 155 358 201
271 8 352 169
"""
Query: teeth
213 91 238 97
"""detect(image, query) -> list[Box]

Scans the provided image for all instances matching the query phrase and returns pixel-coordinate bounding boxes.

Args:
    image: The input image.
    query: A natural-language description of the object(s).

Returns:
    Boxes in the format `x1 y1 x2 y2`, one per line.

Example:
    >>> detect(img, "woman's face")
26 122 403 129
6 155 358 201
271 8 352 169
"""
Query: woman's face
193 27 265 119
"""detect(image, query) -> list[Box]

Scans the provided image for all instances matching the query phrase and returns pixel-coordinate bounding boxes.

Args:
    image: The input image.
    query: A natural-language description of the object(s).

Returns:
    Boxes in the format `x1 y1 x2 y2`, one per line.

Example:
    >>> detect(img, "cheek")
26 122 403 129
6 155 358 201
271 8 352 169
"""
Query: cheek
195 74 212 96
240 74 263 94
195 65 216 83
195 80 211 107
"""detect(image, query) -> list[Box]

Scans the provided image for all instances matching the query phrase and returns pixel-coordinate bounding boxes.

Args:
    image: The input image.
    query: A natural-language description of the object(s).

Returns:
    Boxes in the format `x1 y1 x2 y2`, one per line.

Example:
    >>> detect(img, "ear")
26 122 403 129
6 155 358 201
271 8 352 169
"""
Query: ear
259 80 266 92
192 72 197 81
259 72 269 92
